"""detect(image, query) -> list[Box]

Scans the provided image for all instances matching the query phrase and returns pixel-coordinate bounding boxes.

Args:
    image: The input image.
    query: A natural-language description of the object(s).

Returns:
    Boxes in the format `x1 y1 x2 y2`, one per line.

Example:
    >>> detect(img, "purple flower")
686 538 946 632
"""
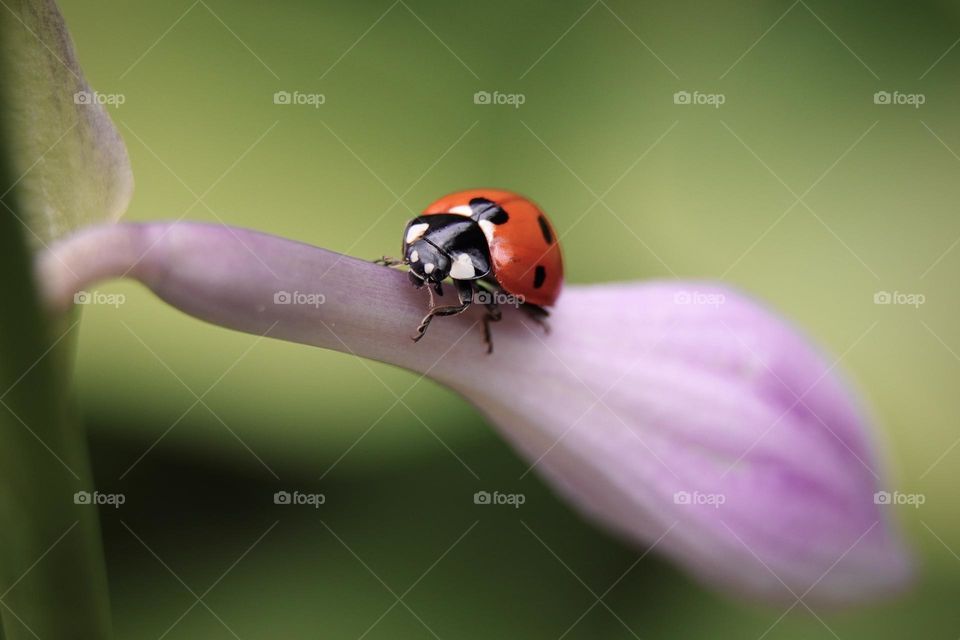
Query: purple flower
37 220 913 605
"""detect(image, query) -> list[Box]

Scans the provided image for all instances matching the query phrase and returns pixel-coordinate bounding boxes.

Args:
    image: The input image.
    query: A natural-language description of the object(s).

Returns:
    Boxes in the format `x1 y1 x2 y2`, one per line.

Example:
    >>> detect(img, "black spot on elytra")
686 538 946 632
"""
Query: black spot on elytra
533 265 546 289
470 197 509 224
469 197 495 210
537 215 553 244
489 208 509 224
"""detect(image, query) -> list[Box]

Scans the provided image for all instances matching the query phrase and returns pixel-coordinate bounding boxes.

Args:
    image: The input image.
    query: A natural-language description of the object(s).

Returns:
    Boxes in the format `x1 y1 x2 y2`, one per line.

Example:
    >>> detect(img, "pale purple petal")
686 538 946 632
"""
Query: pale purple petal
37 221 913 605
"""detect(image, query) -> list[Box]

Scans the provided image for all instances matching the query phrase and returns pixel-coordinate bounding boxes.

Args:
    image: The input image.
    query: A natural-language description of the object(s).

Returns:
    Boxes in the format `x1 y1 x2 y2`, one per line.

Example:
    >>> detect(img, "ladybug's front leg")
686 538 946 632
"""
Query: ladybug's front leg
478 290 502 354
412 280 473 343
374 255 405 267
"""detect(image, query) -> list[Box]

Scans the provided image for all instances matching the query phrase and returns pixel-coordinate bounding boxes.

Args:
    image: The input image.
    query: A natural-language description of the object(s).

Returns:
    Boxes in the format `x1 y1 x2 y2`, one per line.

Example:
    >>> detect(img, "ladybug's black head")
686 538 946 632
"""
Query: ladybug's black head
405 239 450 285
401 215 492 295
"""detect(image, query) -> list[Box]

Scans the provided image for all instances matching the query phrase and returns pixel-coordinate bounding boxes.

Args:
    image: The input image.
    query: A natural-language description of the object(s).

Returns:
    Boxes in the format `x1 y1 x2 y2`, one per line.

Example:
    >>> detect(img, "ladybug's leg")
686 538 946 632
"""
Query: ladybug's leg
413 280 473 343
408 271 425 288
374 256 405 267
478 290 502 354
521 303 551 335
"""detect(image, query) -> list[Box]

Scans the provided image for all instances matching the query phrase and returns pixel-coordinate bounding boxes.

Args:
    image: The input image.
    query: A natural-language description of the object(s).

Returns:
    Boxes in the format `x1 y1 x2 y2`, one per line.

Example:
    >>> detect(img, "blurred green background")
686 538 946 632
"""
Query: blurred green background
51 0 960 637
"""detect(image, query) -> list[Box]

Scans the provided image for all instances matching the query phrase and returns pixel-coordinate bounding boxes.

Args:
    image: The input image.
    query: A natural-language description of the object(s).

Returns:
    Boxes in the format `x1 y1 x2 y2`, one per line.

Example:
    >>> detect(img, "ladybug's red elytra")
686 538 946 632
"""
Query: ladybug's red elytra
377 189 564 352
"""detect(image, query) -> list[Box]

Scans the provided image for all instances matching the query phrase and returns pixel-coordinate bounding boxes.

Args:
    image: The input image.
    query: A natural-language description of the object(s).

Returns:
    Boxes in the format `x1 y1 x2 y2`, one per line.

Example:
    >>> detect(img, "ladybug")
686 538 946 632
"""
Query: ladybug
378 189 563 352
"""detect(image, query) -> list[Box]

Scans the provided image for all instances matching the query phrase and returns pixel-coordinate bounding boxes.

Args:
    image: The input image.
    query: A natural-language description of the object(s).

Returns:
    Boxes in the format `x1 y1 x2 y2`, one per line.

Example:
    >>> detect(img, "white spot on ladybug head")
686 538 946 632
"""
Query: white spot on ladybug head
478 219 495 244
449 253 476 279
423 262 435 274
409 249 419 263
405 222 429 244
449 204 473 216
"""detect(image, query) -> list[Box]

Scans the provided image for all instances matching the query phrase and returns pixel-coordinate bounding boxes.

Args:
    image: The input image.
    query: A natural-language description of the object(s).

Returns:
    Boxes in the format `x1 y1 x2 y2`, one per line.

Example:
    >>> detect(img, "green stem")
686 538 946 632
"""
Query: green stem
0 130 111 638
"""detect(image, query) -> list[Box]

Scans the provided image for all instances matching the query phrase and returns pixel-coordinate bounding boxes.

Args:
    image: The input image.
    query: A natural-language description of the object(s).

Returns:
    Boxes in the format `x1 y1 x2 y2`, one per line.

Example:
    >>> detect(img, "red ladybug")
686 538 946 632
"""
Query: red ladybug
379 189 563 351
